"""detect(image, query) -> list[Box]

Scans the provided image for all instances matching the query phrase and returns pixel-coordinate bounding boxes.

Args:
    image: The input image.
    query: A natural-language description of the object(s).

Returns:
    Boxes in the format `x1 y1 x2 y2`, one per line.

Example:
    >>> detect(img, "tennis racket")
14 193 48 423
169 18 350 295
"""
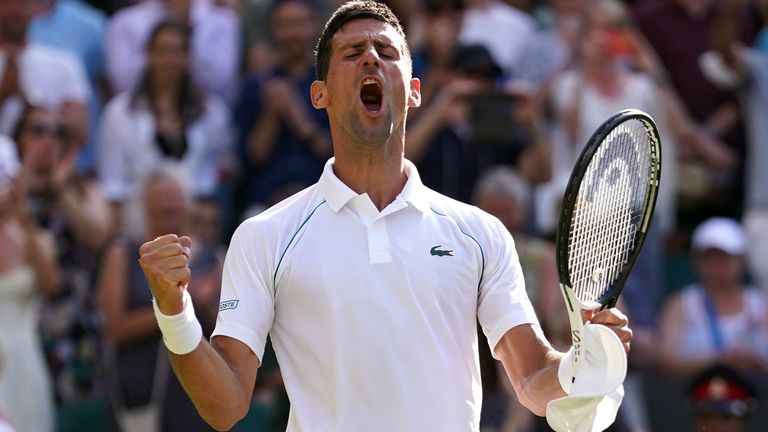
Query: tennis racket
555 108 661 386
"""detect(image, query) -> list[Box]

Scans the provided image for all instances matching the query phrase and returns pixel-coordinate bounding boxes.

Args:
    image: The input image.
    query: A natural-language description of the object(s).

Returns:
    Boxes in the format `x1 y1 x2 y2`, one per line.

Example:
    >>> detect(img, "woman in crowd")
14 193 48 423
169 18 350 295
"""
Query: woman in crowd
12 104 111 403
0 135 59 432
98 20 232 240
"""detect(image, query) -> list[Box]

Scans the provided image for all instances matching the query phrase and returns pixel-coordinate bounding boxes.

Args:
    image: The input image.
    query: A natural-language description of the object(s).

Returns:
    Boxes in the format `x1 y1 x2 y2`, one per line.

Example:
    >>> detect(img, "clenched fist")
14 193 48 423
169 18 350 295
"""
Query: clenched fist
139 234 193 315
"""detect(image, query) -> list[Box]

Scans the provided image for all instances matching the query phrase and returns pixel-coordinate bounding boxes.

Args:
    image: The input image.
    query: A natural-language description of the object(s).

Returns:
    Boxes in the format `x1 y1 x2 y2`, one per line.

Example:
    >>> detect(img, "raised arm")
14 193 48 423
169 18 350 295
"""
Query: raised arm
712 0 748 73
139 234 260 431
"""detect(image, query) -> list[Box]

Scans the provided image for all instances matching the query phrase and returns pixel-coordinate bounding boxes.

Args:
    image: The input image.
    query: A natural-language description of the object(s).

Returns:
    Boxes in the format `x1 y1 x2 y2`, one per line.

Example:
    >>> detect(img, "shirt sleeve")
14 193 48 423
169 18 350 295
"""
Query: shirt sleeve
211 219 275 363
476 216 540 359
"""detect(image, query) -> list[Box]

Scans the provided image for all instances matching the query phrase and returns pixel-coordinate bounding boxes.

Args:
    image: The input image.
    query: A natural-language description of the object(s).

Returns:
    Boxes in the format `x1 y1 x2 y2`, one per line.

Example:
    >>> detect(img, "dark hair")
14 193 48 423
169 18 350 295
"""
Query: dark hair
10 104 68 158
131 20 205 124
314 0 409 81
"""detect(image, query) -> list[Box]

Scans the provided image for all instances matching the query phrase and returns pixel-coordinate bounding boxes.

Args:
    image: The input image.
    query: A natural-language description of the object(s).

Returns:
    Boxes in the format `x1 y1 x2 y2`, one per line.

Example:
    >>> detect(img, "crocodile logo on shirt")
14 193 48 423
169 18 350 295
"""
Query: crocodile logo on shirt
430 245 453 257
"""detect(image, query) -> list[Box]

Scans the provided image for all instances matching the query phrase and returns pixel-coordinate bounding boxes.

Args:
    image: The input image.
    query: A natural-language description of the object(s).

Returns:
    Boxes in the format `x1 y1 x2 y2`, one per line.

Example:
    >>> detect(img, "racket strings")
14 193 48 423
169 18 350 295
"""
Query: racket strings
568 121 651 303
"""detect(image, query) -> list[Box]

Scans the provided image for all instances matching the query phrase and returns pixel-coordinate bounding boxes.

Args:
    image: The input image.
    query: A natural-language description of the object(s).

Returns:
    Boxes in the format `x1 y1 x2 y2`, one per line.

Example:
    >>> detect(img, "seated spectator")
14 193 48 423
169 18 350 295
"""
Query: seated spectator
687 365 758 432
0 0 90 144
97 168 218 432
106 0 241 103
407 44 551 203
234 0 330 218
657 217 768 377
98 20 232 240
0 135 59 432
11 103 111 404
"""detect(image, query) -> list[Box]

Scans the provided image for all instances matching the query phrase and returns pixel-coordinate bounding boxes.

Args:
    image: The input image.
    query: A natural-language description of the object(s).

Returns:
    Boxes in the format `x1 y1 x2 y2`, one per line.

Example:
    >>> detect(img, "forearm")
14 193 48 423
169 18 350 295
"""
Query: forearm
246 112 279 165
169 339 257 431
404 103 445 162
713 1 744 70
505 350 566 416
54 186 111 253
515 124 552 184
496 325 566 416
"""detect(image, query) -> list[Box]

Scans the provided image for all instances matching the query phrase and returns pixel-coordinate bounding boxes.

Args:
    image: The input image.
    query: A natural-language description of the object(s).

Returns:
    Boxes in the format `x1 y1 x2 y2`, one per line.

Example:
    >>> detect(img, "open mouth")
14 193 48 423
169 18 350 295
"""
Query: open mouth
360 78 382 114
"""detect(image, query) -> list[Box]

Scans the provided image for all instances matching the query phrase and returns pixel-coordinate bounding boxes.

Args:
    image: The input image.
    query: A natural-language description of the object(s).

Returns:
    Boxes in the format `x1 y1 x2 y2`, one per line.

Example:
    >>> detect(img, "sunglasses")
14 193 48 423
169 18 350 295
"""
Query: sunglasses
24 122 67 140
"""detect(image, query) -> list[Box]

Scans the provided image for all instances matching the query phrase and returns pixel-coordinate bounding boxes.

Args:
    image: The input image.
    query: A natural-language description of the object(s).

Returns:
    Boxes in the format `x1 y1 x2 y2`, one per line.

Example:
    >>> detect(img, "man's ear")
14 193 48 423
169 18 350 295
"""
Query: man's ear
311 80 328 109
408 78 421 108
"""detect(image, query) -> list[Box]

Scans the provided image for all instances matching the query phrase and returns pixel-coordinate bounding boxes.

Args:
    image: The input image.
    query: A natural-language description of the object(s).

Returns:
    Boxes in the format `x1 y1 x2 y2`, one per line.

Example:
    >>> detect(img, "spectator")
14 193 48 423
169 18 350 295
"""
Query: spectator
106 0 241 103
632 0 758 228
98 20 232 240
0 135 59 432
234 0 330 218
97 168 217 432
511 0 588 86
186 197 225 334
472 166 565 432
657 217 768 377
544 0 680 235
687 365 758 432
11 104 111 405
408 0 463 107
29 0 109 174
705 0 768 294
0 0 90 144
457 0 536 76
406 44 551 203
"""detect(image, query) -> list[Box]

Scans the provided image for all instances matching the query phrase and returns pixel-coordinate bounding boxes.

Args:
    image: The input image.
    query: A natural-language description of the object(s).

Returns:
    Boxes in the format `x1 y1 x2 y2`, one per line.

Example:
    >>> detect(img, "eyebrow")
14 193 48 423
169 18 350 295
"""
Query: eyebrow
337 37 399 53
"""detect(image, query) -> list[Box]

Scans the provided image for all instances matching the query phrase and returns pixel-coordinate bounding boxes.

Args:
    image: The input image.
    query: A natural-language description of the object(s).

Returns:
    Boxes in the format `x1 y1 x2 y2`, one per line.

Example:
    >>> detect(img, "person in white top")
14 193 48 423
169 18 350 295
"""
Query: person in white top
0 0 90 142
657 217 768 377
106 0 241 104
138 2 633 431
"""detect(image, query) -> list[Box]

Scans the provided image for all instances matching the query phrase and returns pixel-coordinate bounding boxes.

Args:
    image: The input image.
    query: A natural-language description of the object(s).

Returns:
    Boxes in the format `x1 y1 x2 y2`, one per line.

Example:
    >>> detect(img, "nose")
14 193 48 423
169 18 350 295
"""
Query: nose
361 46 380 68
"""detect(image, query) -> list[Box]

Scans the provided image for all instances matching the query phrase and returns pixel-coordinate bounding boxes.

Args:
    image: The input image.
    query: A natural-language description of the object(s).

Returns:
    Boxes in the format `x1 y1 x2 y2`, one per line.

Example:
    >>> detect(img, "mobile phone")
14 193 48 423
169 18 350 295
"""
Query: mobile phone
467 91 517 145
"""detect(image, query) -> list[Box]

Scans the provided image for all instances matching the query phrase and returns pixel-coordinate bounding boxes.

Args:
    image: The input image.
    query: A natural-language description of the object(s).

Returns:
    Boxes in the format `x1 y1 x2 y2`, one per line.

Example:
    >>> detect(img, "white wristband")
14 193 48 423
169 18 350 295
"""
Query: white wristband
152 289 203 355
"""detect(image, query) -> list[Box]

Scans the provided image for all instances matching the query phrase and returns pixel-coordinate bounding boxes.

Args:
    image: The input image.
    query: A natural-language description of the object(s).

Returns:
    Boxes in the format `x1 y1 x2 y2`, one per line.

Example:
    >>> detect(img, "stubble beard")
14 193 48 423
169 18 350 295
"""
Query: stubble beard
345 108 396 149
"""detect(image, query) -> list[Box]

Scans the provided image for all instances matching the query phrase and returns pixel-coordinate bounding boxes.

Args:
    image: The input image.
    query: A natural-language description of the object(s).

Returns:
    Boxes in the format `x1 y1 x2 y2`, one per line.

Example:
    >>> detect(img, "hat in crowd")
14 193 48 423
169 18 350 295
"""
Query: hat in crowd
691 217 747 256
449 44 503 79
0 135 19 193
687 365 757 418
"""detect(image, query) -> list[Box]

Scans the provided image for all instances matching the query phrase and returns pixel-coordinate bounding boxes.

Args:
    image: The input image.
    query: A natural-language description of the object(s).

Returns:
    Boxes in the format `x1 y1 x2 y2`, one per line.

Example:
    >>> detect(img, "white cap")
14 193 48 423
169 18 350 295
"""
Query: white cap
691 217 747 256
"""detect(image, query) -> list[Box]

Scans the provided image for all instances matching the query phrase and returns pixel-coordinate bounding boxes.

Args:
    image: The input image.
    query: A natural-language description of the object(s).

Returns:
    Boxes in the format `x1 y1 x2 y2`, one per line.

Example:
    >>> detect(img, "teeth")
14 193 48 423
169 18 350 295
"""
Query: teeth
362 78 379 87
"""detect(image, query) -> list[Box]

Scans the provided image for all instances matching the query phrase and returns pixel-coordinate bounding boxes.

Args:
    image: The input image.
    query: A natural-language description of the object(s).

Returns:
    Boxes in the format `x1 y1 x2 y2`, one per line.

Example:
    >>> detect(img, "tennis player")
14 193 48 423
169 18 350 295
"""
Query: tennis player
138 2 632 430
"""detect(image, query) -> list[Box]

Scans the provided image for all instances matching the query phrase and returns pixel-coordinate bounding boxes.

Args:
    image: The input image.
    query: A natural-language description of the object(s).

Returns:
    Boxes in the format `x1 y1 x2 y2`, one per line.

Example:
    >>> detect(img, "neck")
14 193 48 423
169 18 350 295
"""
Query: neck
330 136 407 211
151 77 180 100
583 62 624 94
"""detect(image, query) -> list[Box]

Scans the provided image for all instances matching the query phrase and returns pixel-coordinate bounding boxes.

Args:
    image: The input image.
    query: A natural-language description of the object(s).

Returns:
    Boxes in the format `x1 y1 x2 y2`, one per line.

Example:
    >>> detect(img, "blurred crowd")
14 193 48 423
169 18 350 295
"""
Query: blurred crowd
0 0 766 431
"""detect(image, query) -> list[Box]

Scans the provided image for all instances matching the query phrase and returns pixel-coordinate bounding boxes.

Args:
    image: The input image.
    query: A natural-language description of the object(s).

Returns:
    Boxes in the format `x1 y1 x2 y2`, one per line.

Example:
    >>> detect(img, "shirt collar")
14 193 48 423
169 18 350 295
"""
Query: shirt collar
318 157 430 214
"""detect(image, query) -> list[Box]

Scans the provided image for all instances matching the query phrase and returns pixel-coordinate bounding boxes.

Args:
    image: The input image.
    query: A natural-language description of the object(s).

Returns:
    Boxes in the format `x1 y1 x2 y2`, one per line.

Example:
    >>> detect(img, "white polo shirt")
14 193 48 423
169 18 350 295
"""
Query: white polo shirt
212 158 538 431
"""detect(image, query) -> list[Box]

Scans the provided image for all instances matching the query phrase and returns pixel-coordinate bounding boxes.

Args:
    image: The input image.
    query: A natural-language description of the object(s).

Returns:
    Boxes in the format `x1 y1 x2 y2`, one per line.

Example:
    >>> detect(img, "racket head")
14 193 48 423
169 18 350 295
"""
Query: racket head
556 109 661 310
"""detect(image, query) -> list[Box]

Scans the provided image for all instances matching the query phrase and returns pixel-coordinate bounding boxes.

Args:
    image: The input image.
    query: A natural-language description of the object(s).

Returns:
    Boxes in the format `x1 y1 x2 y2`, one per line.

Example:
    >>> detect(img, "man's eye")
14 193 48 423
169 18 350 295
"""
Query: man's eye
345 52 360 59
